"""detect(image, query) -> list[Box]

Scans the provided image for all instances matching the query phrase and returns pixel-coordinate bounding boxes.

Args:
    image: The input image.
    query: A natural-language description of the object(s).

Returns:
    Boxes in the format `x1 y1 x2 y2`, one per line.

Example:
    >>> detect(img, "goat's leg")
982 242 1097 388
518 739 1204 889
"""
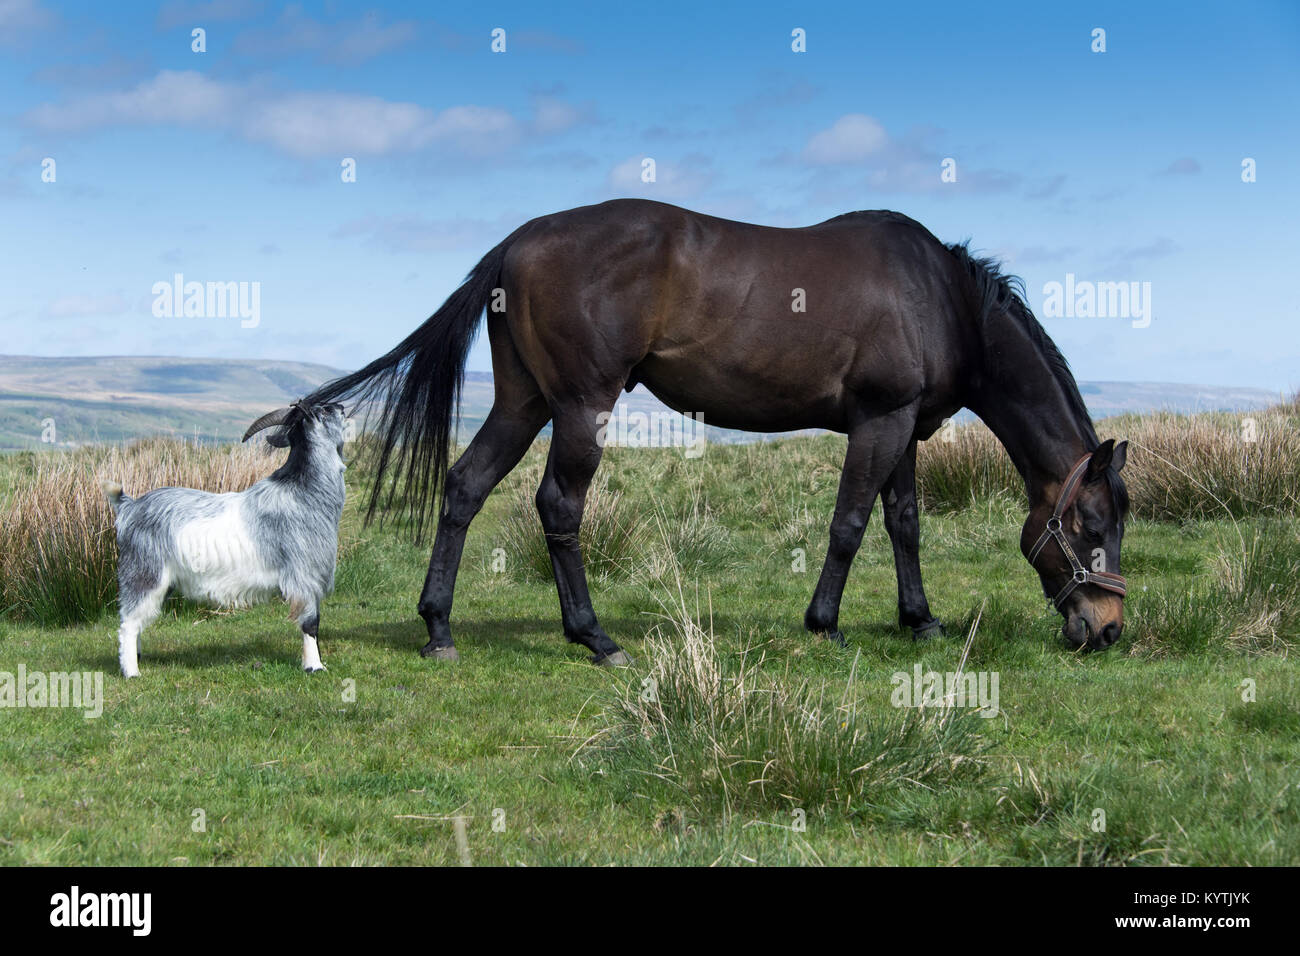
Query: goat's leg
297 600 326 673
117 581 167 678
117 619 142 679
805 402 918 646
418 402 549 660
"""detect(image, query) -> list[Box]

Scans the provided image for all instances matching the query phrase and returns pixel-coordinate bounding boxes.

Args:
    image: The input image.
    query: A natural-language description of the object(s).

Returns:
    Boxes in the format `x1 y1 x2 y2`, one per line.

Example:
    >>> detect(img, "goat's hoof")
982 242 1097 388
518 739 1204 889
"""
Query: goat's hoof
303 664 327 673
910 619 946 641
592 649 633 668
421 642 459 662
121 670 140 679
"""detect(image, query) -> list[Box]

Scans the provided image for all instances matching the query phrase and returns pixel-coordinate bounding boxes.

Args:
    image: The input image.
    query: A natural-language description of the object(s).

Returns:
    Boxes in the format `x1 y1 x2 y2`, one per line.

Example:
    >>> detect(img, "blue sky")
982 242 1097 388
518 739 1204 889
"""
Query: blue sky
2 0 1297 390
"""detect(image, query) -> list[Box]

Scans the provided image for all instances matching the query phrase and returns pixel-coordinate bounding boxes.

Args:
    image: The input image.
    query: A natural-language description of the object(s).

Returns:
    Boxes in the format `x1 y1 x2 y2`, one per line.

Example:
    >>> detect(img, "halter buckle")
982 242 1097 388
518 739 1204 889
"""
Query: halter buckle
1031 452 1128 610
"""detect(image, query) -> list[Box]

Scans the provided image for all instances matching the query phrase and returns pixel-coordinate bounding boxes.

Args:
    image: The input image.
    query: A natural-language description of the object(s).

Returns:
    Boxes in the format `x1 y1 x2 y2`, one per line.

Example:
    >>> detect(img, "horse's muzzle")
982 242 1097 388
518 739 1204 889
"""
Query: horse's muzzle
1064 611 1123 651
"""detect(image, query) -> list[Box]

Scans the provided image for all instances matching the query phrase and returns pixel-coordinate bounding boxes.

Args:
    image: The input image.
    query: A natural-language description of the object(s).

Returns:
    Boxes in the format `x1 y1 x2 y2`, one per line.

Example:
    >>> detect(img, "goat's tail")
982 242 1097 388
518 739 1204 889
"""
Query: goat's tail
100 480 128 514
302 224 529 539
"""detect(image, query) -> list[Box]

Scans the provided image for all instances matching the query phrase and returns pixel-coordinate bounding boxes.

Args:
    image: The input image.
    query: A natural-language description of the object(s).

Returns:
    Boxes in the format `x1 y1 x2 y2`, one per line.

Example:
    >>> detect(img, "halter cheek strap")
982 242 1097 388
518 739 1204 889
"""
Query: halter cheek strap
1027 453 1128 611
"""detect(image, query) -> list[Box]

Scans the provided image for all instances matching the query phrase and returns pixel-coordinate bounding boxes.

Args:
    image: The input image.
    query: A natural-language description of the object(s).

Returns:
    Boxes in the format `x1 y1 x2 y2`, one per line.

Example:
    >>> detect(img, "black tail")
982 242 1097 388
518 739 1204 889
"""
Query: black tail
305 227 525 538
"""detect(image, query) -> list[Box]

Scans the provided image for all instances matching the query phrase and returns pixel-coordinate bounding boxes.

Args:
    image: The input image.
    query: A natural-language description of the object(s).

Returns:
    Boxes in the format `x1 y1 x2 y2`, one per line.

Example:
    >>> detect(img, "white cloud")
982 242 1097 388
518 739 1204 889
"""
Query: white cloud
1158 157 1201 177
242 92 439 157
26 70 238 131
0 0 53 46
156 0 262 31
231 7 417 65
607 154 715 200
795 115 1029 197
25 70 576 159
801 114 888 165
531 95 585 135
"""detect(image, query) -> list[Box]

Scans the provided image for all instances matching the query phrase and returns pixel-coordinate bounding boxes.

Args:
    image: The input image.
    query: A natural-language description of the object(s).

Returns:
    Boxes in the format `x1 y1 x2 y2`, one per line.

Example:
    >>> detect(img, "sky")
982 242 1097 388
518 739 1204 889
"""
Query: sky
1 0 1297 390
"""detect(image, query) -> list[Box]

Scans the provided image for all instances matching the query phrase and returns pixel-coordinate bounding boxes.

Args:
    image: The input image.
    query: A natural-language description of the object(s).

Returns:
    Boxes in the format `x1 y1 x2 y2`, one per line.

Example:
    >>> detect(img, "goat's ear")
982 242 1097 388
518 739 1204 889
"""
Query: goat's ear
264 429 291 448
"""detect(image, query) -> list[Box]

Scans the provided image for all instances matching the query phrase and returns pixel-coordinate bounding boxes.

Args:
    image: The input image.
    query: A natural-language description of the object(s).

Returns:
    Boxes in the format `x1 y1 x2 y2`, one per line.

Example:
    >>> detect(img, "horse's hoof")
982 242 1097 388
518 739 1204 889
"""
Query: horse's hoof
303 664 327 673
821 630 847 648
593 649 633 667
911 620 946 641
421 643 459 661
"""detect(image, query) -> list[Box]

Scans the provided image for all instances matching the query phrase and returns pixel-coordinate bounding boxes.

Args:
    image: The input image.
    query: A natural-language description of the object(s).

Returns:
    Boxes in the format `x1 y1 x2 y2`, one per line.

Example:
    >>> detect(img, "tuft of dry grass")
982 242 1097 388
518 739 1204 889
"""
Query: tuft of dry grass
588 565 988 822
494 467 652 583
916 397 1300 520
1125 522 1300 658
915 422 1022 513
0 439 277 625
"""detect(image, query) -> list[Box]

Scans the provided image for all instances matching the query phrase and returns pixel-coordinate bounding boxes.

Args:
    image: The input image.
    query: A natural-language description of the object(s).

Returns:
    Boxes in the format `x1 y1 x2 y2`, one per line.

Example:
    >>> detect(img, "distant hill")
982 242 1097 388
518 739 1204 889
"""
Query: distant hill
0 355 349 449
0 354 1285 450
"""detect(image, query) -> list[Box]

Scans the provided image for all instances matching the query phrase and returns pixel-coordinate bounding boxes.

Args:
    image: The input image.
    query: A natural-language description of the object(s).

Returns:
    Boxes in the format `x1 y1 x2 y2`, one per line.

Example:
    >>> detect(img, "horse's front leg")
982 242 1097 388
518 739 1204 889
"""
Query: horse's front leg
804 403 918 646
881 440 944 640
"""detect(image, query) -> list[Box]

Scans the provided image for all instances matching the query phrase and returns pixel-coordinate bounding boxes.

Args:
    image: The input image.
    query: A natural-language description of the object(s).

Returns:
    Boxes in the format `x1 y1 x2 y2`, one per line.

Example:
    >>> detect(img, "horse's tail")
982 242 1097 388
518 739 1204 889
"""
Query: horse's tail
304 225 528 538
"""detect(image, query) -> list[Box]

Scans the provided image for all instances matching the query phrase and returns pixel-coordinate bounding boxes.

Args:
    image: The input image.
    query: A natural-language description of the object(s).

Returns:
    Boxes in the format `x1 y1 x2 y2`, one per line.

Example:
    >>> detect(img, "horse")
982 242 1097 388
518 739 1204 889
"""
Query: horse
303 199 1129 666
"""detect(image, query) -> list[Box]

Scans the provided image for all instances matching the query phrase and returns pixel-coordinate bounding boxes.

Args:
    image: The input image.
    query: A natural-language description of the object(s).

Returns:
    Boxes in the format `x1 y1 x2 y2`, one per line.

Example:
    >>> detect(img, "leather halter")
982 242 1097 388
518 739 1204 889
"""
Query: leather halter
1027 452 1128 611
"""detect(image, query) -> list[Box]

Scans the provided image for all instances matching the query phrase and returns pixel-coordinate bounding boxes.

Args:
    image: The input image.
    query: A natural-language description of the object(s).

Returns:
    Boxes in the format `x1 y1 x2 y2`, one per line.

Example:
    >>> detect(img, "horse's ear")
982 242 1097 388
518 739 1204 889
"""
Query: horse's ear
1111 440 1128 473
1087 439 1115 480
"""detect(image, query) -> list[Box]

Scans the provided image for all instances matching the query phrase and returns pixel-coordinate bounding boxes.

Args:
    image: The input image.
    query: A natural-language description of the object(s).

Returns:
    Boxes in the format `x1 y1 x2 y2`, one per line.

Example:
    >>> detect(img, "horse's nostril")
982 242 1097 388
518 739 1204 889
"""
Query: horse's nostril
1099 622 1122 647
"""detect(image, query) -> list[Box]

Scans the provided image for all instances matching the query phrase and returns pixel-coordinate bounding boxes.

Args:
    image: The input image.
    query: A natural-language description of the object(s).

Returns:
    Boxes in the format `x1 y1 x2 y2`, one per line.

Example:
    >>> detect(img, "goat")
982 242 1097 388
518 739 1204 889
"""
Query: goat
102 402 348 677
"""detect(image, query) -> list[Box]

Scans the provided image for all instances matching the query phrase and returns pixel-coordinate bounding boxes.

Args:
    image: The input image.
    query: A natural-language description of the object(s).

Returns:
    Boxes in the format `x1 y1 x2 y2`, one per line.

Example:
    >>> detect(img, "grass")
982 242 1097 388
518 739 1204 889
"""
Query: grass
0 407 1298 865
916 396 1300 518
588 577 990 826
0 439 274 625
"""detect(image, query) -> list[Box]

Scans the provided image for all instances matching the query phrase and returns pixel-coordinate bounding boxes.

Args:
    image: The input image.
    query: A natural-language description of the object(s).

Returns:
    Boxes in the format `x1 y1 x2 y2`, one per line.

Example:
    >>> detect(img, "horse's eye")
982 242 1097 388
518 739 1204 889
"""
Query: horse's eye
1080 520 1106 541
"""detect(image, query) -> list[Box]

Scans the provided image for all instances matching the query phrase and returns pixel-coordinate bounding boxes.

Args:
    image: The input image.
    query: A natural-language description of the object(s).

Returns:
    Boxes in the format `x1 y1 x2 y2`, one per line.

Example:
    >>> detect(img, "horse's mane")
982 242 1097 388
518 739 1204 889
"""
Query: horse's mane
947 241 1098 442
947 242 1128 514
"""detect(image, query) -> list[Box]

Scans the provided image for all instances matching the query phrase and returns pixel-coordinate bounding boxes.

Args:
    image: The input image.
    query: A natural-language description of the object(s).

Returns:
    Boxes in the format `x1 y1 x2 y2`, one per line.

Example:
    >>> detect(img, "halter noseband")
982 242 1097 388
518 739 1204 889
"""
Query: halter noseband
1027 452 1127 611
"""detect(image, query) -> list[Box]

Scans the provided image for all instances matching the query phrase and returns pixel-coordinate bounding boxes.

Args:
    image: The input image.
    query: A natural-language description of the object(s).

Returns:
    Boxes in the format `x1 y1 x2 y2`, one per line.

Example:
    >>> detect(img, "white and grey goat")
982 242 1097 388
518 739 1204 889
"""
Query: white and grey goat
102 402 348 677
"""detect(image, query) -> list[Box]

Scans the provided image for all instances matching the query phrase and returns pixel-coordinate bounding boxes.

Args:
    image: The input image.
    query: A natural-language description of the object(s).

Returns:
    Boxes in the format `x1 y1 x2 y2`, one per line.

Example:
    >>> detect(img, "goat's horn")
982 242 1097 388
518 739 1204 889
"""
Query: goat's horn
242 406 293 442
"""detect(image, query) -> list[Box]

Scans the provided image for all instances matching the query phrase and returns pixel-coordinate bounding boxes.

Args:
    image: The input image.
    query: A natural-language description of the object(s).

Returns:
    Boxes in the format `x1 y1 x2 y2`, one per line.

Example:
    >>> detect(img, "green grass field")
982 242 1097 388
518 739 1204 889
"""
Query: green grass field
1 435 1297 865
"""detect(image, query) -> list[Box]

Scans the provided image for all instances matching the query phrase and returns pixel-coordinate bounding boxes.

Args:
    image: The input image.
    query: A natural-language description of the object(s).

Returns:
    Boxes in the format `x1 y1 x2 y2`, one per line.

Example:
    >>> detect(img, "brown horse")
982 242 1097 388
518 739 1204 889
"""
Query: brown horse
303 199 1129 665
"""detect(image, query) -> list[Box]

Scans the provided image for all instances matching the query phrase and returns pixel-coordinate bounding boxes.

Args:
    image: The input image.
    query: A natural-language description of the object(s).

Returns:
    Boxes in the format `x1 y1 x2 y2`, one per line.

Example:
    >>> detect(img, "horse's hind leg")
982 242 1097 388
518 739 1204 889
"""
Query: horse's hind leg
805 402 918 646
417 325 550 660
535 399 629 666
882 441 944 639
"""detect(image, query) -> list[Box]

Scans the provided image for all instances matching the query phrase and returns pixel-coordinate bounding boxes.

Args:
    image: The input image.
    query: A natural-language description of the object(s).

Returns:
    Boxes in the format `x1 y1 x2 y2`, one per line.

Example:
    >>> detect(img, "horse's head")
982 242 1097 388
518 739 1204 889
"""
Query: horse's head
1021 439 1130 650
